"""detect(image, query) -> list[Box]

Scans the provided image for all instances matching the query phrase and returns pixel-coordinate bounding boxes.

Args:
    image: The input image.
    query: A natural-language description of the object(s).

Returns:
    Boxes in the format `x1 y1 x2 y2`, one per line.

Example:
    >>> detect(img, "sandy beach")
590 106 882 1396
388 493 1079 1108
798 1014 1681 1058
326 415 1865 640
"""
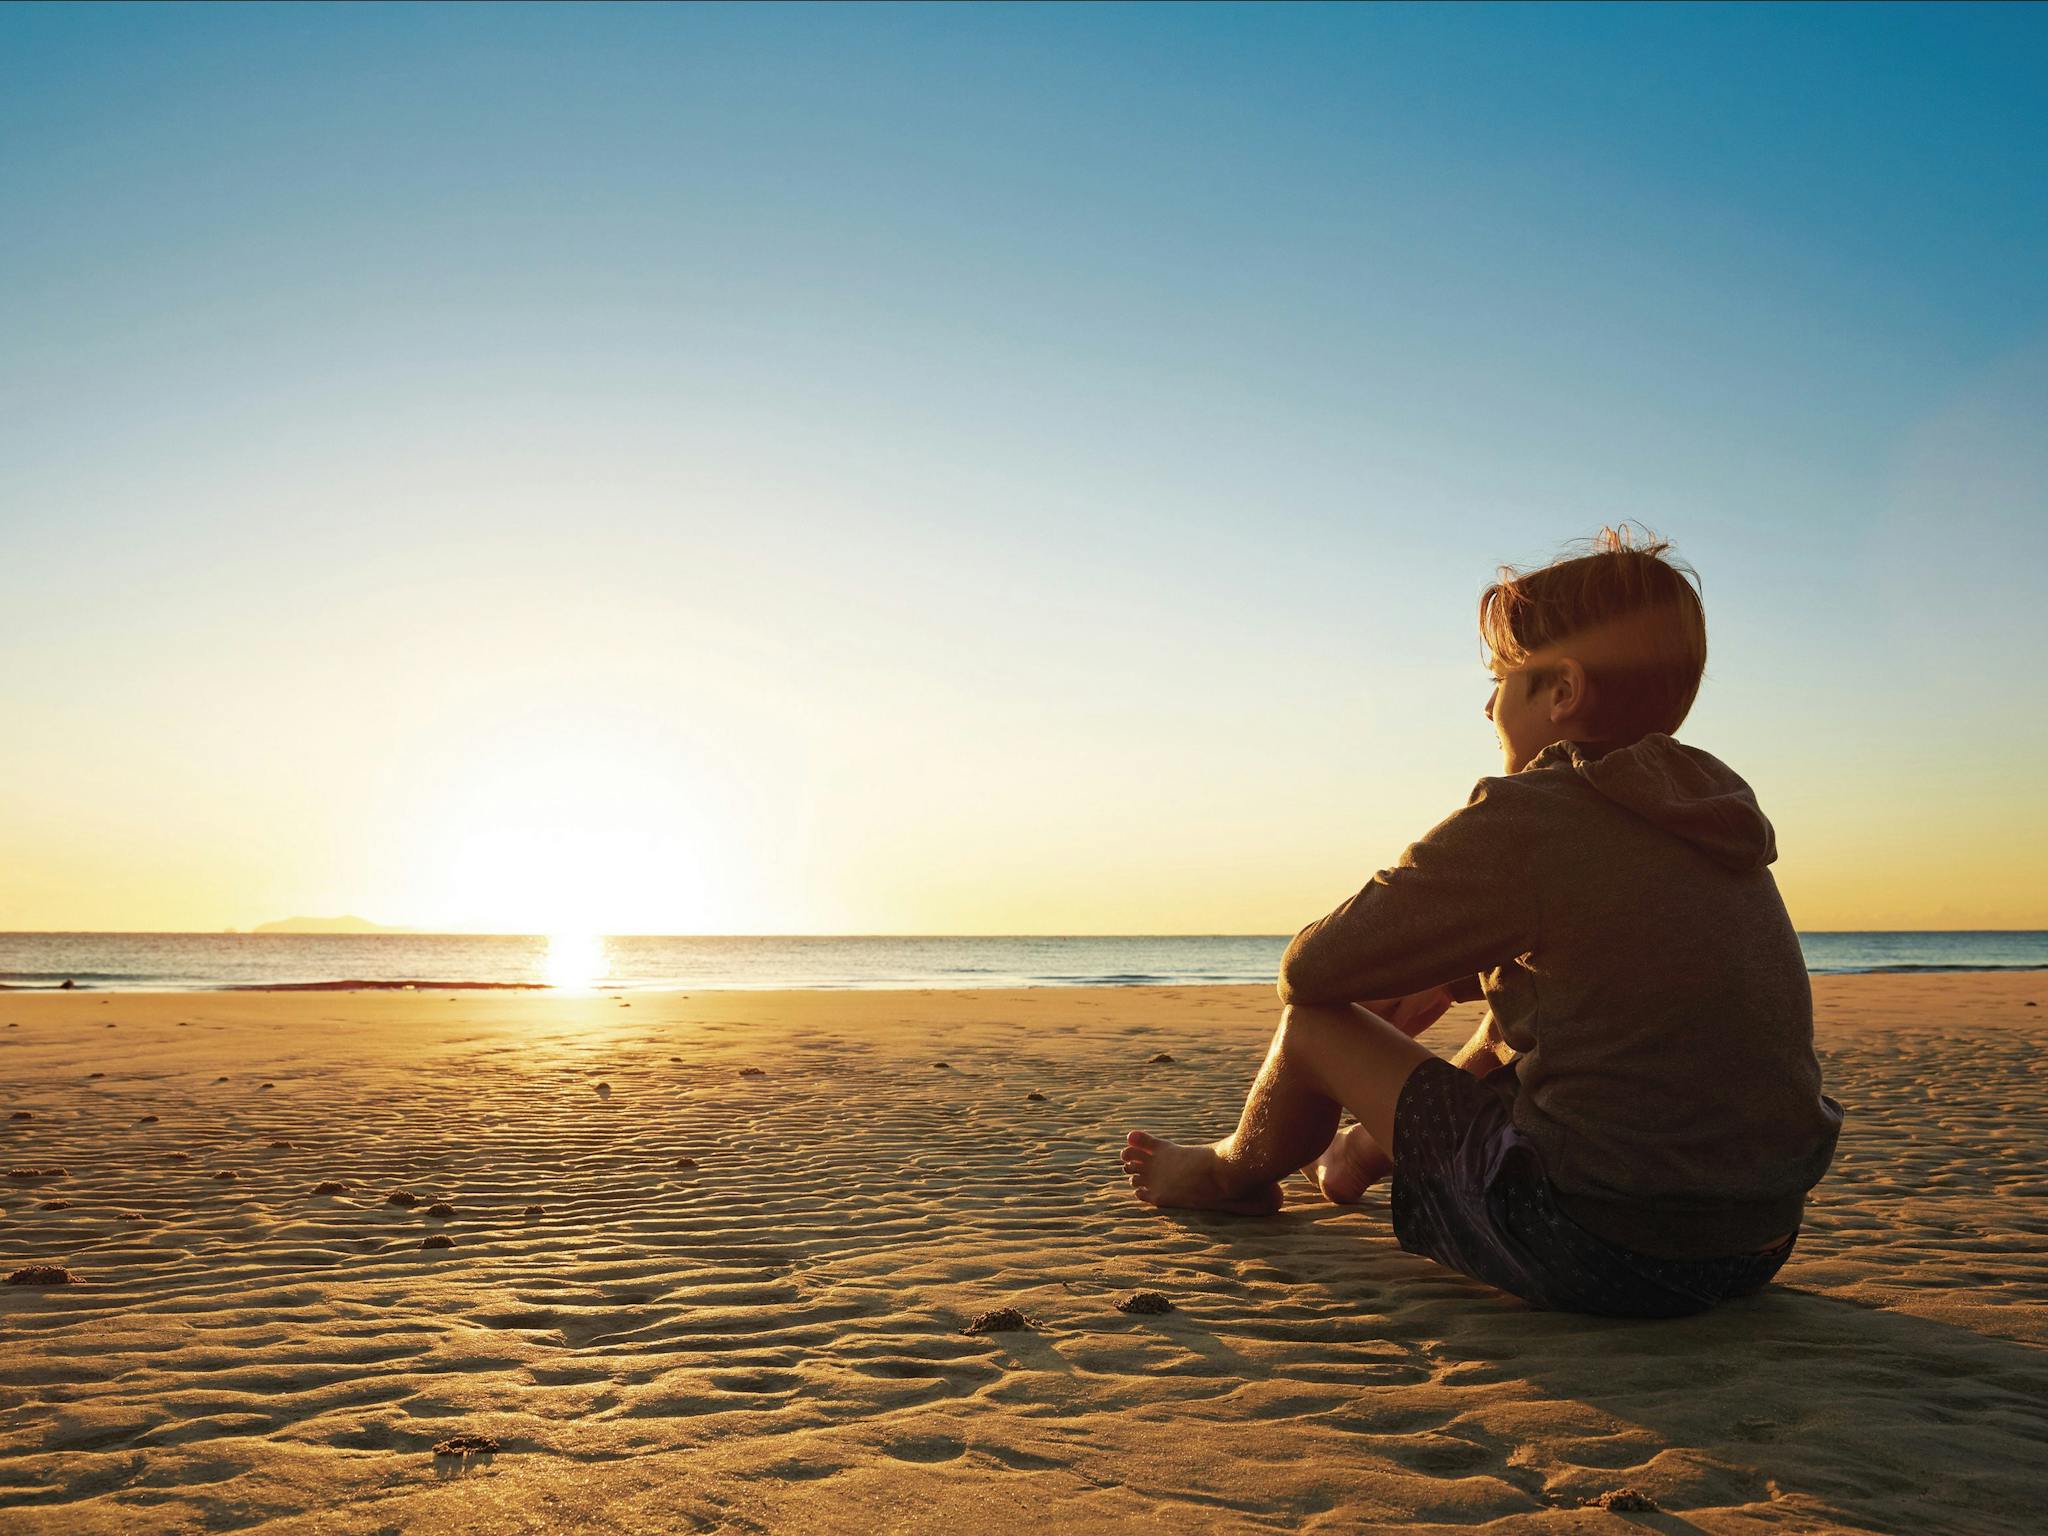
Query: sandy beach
2 974 2043 1533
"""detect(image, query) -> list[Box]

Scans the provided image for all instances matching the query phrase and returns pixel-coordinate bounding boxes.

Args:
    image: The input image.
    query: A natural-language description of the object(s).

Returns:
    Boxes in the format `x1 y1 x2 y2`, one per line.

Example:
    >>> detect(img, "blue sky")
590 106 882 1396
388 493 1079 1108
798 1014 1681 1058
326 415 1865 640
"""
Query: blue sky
2 3 2043 931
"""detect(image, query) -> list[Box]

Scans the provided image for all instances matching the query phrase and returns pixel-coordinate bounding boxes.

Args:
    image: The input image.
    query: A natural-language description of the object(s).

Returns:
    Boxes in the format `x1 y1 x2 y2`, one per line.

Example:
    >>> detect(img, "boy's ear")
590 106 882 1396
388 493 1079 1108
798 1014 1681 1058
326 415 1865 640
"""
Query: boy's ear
1548 657 1590 723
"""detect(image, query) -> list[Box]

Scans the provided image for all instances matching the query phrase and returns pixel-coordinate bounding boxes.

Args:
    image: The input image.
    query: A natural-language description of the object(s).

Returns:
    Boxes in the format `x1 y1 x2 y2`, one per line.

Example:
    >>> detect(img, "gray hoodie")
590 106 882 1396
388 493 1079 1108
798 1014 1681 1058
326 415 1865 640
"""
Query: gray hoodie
1278 732 1844 1260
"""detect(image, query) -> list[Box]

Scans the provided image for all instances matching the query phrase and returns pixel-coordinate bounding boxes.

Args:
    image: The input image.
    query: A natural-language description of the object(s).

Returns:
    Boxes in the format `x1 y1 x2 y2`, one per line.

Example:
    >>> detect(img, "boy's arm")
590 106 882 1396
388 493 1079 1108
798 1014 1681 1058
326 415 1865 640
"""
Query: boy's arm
1447 1010 1515 1079
1278 776 1538 1008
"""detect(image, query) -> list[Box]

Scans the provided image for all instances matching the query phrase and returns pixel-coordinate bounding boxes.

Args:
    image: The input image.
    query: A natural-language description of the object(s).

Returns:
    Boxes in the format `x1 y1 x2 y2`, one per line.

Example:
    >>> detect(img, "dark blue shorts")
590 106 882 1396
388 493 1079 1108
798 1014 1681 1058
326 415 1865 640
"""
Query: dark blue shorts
1389 1055 1797 1318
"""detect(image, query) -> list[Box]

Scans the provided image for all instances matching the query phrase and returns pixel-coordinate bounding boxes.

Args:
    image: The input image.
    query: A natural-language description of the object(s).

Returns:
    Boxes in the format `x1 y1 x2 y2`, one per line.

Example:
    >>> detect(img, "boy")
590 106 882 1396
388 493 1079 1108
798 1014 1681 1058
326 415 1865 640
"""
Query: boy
1121 525 1844 1318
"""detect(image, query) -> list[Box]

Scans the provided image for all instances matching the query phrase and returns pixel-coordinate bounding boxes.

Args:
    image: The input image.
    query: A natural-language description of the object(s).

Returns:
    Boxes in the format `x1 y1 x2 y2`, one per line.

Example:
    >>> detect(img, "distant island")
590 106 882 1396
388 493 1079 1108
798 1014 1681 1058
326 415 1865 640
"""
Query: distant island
251 916 418 935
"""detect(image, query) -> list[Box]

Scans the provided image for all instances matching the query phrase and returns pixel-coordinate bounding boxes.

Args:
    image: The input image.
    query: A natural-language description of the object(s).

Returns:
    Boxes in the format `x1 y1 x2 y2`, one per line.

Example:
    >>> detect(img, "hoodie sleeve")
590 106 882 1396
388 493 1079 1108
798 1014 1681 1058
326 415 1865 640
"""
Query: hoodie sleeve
1278 777 1539 1007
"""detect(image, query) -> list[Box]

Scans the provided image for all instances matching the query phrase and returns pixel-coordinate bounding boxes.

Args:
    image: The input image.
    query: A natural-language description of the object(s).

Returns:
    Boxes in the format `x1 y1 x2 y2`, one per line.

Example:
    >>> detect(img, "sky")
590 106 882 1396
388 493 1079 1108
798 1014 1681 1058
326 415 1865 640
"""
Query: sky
1 2 2044 935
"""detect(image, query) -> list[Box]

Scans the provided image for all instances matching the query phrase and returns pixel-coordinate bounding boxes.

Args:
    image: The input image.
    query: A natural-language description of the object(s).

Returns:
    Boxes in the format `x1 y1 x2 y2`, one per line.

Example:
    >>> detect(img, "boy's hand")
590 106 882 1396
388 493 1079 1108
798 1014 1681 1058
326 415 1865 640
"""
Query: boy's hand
1363 985 1456 1037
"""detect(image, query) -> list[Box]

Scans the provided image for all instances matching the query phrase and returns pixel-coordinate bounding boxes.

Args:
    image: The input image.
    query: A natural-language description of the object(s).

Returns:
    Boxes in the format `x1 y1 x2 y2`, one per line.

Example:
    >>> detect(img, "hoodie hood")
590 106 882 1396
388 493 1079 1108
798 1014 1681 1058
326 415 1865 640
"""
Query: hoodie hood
1524 733 1778 872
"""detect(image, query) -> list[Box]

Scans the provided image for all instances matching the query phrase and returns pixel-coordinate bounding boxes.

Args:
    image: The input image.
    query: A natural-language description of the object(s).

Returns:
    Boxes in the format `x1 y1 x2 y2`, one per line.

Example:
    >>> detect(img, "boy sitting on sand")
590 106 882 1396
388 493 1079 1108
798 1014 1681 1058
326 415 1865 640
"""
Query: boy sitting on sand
1122 525 1844 1318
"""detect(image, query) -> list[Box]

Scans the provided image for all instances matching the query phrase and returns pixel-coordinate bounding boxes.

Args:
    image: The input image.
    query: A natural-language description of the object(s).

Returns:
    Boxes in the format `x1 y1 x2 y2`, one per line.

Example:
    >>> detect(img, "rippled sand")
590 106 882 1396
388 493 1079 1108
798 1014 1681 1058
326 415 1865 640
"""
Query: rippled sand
2 976 2044 1533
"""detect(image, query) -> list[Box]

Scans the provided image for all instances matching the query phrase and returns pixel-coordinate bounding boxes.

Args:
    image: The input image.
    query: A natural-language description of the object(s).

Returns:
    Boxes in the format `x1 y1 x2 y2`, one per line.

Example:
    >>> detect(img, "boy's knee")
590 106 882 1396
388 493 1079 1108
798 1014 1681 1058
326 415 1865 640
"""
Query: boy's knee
1279 1000 1363 1033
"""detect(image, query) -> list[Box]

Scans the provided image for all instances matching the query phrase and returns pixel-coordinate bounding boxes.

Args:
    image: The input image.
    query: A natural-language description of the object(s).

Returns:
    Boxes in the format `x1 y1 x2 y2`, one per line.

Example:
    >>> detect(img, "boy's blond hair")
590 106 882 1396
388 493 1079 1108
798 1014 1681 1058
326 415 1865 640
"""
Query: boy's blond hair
1479 523 1708 742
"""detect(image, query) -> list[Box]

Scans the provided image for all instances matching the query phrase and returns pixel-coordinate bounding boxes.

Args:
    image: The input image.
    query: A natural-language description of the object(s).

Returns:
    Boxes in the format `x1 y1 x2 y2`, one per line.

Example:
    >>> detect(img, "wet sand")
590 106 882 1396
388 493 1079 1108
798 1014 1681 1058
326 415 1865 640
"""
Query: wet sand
2 975 2044 1533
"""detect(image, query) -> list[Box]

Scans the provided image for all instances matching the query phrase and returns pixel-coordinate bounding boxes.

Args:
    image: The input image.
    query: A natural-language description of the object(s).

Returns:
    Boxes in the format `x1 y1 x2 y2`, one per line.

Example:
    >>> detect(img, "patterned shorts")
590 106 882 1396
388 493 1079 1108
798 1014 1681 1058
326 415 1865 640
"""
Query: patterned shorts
1388 1055 1797 1318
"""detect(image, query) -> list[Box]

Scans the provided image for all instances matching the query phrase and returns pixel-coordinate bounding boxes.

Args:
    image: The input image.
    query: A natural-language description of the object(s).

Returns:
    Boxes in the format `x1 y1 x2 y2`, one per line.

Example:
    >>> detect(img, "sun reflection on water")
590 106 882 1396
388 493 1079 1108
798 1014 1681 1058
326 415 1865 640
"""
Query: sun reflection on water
544 931 608 991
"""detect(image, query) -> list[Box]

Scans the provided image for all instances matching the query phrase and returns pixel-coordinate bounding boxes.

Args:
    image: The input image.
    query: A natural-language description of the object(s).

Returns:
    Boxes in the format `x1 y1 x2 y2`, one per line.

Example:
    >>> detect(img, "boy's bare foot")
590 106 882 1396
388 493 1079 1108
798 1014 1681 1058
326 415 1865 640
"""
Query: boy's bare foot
1121 1131 1283 1215
1307 1123 1393 1205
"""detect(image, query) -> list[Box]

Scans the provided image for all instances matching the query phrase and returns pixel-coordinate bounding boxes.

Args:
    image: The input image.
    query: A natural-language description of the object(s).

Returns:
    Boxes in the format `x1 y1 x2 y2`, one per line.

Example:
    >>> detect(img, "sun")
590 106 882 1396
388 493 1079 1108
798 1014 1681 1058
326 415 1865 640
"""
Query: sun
389 709 745 936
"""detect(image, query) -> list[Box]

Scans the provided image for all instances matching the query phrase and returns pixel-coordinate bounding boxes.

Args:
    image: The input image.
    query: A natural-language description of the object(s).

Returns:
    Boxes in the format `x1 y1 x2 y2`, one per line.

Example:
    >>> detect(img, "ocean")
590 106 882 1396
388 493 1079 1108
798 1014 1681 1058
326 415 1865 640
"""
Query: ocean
1 931 2044 993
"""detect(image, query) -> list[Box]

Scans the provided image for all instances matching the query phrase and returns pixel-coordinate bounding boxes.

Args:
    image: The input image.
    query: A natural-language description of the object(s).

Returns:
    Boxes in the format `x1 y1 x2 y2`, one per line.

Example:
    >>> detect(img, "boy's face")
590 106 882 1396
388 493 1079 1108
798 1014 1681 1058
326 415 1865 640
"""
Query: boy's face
1484 653 1591 773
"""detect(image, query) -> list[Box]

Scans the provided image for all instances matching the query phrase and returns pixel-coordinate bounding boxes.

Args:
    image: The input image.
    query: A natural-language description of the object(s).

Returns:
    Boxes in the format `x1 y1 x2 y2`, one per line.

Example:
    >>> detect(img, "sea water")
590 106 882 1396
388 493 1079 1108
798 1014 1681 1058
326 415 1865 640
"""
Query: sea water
0 930 2043 992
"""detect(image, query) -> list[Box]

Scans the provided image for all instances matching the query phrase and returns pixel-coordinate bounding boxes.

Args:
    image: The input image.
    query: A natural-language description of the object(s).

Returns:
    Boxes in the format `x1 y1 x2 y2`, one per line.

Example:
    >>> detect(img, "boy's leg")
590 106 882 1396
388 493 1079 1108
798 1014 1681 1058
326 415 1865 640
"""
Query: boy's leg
1121 1002 1438 1214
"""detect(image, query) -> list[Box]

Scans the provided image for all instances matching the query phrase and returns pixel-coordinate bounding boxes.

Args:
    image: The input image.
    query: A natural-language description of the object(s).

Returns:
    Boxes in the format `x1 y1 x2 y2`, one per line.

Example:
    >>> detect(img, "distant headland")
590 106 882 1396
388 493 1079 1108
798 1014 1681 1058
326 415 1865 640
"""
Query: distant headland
250 916 418 935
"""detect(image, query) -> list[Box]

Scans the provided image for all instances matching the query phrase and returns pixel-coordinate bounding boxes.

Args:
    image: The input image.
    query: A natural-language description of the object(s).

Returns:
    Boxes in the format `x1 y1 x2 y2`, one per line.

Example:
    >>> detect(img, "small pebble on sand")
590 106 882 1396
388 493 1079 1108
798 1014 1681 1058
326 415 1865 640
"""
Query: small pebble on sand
594 1083 611 1098
87 1072 104 1079
166 1152 191 1164
523 1204 546 1216
1582 1489 1661 1513
269 1139 296 1149
963 1306 1034 1334
1116 1291 1174 1314
6 1264 80 1286
1025 1091 1047 1102
213 1170 238 1181
137 1114 159 1124
426 1202 455 1217
40 1198 72 1210
386 1190 420 1207
258 1082 275 1090
1147 1053 1176 1064
8 1111 30 1120
739 1066 766 1077
433 1432 499 1457
932 1061 950 1070
313 1181 349 1195
7 1166 66 1181
421 1233 454 1250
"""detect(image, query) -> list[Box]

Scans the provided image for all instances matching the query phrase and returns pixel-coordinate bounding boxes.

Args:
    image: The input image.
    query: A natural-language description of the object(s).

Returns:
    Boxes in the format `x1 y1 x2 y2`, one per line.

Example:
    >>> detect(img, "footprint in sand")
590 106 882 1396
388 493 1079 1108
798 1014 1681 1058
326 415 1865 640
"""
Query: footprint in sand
6 1264 81 1286
421 1233 454 1250
312 1181 349 1195
386 1190 420 1207
426 1202 455 1217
